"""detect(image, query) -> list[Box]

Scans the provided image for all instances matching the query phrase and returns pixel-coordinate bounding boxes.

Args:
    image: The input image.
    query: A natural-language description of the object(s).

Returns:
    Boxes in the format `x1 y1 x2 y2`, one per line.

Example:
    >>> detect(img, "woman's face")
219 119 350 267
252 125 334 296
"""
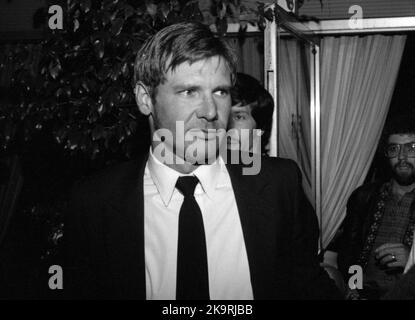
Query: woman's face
227 102 258 151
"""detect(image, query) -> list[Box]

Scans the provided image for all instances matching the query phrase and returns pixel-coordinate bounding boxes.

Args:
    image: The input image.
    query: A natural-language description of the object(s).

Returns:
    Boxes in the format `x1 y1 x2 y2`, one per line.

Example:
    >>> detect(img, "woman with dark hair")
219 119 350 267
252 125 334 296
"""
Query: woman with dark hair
227 73 274 154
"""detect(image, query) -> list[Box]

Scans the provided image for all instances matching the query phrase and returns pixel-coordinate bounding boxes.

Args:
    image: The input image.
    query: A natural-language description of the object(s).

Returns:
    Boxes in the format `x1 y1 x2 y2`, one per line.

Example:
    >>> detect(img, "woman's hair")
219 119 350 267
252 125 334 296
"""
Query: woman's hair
231 72 274 149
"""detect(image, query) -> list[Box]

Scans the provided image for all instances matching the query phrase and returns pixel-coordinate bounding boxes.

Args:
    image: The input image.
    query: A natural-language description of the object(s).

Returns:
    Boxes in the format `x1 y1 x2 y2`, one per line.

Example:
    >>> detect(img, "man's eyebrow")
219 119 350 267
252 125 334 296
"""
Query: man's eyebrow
172 84 232 91
232 106 248 112
213 85 232 91
388 142 415 145
172 84 201 90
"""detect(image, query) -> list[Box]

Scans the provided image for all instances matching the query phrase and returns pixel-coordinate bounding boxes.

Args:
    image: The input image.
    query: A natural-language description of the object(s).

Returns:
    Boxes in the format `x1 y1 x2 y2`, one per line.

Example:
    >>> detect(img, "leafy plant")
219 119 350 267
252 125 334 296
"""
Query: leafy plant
1 0 212 160
1 0 316 160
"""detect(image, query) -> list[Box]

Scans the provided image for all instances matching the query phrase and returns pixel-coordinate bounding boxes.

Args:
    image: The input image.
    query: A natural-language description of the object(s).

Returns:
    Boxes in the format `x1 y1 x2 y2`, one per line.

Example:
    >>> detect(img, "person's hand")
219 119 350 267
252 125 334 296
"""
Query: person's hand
320 263 347 297
374 243 410 269
346 289 362 300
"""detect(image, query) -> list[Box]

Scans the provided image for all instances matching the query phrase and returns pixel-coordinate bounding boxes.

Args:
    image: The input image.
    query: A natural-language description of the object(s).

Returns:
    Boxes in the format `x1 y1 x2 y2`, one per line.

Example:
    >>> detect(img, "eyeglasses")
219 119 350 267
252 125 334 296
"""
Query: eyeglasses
385 142 415 158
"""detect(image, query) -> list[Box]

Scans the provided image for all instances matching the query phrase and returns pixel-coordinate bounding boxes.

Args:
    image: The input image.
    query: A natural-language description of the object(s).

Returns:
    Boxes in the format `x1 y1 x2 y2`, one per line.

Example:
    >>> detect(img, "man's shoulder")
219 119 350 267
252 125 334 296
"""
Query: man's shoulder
258 155 300 178
261 155 299 170
71 156 147 200
347 181 385 209
350 181 384 199
226 153 300 177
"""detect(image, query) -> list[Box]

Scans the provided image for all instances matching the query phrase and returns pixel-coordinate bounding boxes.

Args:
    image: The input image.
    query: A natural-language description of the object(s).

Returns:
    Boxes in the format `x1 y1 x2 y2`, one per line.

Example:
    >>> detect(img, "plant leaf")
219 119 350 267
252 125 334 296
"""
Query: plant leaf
146 2 157 17
111 18 124 36
80 0 92 13
93 39 105 59
49 59 61 80
124 4 135 19
92 124 104 141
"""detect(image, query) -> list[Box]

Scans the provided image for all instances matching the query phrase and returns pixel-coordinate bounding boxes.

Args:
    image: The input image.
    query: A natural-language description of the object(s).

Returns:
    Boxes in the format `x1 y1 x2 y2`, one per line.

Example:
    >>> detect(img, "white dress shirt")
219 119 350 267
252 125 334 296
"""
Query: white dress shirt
144 150 253 300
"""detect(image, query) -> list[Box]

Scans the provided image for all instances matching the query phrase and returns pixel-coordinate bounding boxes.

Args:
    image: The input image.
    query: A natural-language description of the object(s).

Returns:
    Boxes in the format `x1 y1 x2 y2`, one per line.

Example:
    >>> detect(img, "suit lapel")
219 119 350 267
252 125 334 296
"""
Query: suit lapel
226 162 283 299
103 155 148 299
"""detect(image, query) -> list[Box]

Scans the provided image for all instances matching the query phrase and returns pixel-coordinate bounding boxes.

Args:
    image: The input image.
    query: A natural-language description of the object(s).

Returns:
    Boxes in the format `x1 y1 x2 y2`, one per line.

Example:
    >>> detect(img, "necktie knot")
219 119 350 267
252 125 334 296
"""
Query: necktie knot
176 176 199 197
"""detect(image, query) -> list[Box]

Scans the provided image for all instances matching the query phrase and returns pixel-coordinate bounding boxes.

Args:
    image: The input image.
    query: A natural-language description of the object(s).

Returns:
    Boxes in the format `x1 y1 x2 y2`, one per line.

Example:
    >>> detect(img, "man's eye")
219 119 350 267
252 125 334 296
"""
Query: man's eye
233 114 246 120
388 145 399 153
214 89 229 97
179 89 197 97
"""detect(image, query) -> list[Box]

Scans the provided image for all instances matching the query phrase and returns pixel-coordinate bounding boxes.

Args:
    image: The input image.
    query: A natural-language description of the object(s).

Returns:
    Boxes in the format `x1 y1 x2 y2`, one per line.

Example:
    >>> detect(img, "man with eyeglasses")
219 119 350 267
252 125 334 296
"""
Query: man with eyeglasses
327 114 415 299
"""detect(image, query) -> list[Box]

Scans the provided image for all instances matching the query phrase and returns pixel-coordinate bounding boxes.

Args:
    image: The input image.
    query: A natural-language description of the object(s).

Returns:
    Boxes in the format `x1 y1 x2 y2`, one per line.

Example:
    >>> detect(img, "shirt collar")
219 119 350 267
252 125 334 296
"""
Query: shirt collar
193 157 222 200
147 148 223 206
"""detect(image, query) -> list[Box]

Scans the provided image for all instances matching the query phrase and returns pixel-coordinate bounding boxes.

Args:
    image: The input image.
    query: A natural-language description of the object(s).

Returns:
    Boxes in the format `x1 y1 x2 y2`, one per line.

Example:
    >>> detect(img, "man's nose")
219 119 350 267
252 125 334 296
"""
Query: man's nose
398 146 408 159
197 94 218 121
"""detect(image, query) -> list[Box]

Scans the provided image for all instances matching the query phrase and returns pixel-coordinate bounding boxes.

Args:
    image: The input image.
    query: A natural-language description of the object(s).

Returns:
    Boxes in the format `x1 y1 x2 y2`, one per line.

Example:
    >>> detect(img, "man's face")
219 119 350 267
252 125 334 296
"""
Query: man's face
387 134 415 186
149 56 232 166
227 103 257 151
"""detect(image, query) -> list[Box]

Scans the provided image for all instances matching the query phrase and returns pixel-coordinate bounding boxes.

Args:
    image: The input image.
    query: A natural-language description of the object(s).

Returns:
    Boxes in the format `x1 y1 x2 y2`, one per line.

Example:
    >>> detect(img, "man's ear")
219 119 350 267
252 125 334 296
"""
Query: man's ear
134 82 153 116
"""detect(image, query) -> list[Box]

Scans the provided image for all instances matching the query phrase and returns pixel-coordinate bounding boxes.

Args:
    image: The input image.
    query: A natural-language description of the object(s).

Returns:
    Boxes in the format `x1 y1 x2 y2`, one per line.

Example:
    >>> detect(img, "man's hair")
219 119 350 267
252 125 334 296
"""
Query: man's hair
380 112 415 150
134 22 238 98
231 72 274 148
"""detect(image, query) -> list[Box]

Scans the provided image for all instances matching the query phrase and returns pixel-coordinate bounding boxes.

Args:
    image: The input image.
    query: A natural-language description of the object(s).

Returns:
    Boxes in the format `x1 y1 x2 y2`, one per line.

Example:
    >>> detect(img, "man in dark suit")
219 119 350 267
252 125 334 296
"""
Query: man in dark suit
65 22 340 300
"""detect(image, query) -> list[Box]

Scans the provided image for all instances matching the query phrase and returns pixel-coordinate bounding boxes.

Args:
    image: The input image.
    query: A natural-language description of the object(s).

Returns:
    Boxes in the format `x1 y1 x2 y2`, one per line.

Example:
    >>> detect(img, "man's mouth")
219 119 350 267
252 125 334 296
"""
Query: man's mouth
396 163 413 171
227 136 239 144
188 128 218 140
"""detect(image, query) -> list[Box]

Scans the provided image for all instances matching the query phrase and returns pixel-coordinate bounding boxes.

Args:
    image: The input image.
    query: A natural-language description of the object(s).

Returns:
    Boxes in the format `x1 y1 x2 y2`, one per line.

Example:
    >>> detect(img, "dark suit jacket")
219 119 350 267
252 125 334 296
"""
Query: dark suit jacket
329 182 415 281
64 154 341 299
328 182 385 277
382 265 415 300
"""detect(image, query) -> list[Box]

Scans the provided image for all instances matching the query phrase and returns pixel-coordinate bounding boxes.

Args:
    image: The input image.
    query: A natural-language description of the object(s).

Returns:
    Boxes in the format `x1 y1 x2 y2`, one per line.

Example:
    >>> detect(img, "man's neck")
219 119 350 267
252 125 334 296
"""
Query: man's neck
167 162 198 174
391 179 415 198
151 145 218 174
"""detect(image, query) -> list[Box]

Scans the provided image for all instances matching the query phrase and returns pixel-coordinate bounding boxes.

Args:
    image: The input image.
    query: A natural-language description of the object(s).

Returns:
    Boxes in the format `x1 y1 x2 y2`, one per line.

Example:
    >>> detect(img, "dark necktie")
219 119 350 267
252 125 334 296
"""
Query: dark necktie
175 176 210 300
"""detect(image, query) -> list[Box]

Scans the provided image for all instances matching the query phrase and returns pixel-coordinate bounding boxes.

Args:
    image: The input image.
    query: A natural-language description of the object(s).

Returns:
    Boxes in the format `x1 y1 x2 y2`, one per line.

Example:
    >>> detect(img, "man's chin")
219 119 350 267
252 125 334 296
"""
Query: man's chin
182 138 224 164
184 147 219 165
184 154 218 165
393 172 415 186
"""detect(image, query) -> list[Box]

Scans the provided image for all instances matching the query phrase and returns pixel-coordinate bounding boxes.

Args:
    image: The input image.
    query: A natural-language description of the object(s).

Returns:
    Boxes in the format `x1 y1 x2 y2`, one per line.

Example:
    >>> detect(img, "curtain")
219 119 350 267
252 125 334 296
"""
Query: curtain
225 35 264 84
278 38 313 205
320 35 406 248
239 36 264 85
